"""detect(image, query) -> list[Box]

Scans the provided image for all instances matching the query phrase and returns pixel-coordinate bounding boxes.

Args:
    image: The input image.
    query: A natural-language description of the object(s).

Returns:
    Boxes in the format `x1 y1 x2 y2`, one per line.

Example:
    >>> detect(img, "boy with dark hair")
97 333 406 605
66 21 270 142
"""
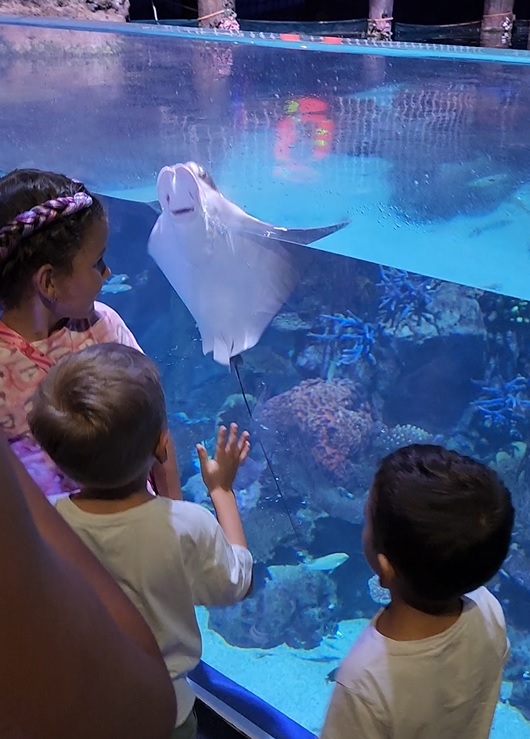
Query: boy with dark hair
29 342 253 739
321 444 514 739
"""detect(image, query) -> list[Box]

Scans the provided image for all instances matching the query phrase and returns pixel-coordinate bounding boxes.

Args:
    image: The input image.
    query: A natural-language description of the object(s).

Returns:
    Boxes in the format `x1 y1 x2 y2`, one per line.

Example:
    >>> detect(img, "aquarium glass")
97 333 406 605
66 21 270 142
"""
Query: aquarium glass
2 17 530 737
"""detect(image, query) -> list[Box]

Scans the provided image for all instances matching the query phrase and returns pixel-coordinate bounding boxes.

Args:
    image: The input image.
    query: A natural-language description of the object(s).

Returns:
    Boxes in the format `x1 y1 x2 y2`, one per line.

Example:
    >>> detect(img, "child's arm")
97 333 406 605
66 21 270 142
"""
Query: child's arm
196 423 250 548
151 434 183 500
188 424 253 605
0 435 177 738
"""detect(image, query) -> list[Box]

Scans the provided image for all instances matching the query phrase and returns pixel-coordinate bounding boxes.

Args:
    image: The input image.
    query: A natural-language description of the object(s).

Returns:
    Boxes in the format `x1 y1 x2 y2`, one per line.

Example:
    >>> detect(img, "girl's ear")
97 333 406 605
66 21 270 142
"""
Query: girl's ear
33 264 57 302
154 429 169 465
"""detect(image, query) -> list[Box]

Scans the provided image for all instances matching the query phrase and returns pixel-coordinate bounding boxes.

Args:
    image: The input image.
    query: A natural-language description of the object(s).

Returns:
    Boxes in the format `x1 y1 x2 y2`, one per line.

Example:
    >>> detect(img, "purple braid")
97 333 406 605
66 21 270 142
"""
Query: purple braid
0 192 93 256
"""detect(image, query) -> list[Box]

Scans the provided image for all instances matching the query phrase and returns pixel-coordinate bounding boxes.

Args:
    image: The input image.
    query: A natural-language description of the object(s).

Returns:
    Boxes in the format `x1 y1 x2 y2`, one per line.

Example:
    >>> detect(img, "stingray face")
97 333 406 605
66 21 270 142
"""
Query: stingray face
184 161 219 192
157 164 203 222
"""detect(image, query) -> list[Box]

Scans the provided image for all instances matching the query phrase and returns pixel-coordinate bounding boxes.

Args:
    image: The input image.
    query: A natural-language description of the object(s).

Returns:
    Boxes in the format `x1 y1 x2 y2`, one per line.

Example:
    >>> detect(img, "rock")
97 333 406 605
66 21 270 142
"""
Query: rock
503 546 530 594
382 332 486 433
0 0 130 22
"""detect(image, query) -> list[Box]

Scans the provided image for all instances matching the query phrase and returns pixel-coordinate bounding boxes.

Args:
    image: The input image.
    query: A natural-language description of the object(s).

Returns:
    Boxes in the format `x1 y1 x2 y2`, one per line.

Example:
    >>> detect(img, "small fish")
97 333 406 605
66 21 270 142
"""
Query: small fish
469 173 509 189
469 219 511 238
101 283 132 295
107 273 129 284
296 654 340 663
302 553 349 573
101 273 132 295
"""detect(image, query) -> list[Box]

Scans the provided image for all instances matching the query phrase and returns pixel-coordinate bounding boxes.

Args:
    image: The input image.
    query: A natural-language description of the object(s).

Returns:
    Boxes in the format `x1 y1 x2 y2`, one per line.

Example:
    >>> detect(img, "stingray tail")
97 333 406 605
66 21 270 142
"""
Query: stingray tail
230 355 303 549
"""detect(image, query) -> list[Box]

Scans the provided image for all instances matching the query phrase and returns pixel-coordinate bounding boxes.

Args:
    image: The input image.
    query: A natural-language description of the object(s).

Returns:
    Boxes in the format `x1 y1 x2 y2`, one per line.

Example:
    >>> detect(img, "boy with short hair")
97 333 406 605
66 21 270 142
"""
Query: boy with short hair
321 444 514 739
29 342 253 739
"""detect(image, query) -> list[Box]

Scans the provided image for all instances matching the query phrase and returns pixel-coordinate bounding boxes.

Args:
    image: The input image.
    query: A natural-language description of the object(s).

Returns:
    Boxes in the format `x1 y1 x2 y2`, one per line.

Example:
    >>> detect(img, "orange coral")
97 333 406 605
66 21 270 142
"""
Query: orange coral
259 379 375 483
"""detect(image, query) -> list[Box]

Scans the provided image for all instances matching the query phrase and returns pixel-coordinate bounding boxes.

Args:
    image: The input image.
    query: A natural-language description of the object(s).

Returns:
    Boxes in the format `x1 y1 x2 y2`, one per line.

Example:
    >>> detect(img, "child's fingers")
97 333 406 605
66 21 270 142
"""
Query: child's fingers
238 430 250 452
196 444 207 463
226 423 238 451
239 440 251 464
215 426 227 457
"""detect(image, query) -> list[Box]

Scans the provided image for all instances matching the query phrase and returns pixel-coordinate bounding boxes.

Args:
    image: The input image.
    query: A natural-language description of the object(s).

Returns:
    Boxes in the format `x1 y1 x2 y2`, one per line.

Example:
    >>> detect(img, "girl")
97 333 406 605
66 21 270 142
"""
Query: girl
0 168 181 499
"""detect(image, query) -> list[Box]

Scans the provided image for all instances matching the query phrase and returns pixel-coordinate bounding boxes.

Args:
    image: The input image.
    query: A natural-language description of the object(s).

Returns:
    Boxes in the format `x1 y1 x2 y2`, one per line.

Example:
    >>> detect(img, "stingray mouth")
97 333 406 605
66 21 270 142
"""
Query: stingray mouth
170 206 195 216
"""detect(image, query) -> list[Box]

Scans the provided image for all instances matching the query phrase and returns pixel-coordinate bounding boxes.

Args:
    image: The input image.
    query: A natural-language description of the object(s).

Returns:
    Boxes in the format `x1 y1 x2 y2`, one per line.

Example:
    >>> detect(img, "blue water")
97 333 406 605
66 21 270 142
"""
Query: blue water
3 17 530 737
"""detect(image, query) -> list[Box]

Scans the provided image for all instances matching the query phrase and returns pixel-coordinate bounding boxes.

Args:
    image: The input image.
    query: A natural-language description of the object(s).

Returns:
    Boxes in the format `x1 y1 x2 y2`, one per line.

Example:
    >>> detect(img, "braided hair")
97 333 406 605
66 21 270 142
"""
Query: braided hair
0 169 105 309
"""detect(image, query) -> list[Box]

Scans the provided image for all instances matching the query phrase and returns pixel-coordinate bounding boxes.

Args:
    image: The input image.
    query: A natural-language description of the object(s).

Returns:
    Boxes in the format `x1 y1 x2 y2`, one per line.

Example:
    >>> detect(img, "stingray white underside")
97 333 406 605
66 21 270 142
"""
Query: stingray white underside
148 180 297 366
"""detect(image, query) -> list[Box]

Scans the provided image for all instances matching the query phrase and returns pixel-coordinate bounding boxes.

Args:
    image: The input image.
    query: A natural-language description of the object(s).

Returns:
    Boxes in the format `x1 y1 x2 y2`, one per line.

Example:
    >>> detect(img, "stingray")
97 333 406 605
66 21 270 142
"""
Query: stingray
147 161 348 366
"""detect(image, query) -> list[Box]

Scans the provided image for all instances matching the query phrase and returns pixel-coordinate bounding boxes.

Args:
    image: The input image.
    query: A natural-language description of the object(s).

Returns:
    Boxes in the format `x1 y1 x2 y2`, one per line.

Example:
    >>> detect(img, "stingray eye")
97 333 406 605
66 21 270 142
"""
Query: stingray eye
197 166 206 179
202 171 218 190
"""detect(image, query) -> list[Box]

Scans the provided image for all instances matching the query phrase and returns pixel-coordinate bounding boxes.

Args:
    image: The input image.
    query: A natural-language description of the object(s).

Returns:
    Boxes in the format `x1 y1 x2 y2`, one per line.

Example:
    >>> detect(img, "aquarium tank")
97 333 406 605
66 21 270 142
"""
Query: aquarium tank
3 15 530 738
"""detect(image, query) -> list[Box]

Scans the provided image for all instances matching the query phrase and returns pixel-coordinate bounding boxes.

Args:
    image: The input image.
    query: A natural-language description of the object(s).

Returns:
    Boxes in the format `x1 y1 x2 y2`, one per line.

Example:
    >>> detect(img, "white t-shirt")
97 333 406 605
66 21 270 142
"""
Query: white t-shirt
320 587 508 739
56 496 253 727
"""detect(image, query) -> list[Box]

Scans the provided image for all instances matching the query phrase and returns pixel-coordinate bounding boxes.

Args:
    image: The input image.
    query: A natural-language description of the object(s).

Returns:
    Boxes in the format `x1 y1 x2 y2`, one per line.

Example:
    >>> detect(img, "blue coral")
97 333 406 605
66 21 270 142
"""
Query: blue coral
377 266 439 328
308 312 378 378
471 375 530 437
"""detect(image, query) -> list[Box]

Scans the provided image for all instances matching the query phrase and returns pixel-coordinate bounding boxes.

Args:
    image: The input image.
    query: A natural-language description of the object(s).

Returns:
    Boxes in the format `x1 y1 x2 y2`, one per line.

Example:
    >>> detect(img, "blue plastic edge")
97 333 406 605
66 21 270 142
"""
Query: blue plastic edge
1 14 530 65
189 660 317 739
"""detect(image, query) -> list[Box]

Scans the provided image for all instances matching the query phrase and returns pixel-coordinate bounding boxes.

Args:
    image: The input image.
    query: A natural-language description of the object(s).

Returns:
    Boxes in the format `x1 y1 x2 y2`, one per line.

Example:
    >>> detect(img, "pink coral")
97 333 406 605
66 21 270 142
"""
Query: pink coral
259 379 375 483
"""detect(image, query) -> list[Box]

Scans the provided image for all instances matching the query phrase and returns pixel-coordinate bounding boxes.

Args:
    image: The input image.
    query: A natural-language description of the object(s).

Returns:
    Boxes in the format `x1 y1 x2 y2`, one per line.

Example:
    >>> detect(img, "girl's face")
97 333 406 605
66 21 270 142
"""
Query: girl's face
52 218 111 320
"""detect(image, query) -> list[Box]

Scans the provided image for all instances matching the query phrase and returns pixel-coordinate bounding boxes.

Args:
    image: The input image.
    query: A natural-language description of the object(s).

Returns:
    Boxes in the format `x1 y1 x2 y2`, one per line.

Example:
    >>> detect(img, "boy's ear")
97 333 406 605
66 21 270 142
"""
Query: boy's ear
154 429 169 465
377 553 395 590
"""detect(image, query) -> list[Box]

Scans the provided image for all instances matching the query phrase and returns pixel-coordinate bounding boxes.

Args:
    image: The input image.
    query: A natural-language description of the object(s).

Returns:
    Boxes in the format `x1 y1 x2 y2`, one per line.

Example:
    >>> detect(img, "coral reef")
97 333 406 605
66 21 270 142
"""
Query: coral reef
368 575 391 606
309 483 367 526
307 312 378 380
471 375 530 439
271 312 312 333
208 565 339 650
503 546 530 594
484 296 530 331
373 423 434 456
428 284 487 340
240 506 302 563
257 379 377 486
377 266 440 329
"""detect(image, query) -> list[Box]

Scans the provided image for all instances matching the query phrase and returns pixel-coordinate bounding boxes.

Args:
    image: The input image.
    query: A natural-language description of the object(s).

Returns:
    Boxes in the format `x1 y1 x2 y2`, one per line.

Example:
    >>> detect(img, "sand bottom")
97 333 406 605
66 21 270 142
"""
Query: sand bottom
197 608 530 738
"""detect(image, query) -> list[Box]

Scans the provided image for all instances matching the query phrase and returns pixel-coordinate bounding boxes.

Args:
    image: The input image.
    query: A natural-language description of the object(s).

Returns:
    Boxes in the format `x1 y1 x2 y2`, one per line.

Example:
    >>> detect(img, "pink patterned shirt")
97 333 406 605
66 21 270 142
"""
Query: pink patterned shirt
0 302 142 496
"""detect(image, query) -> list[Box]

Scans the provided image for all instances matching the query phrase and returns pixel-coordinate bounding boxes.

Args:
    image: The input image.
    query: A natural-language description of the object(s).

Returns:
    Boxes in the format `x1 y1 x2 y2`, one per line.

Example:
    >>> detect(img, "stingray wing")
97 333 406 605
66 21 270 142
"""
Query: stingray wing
256 220 350 247
195 219 299 366
201 216 349 364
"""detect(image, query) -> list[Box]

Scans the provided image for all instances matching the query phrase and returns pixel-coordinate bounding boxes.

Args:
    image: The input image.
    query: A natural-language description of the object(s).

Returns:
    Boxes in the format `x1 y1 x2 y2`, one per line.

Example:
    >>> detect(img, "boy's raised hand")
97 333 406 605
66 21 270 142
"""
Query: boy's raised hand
196 423 250 495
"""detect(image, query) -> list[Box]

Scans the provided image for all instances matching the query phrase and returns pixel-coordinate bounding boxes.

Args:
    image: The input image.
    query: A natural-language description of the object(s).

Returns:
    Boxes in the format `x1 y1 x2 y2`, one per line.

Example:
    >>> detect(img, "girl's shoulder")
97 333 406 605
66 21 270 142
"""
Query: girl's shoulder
67 302 140 349
86 301 142 351
93 301 130 329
